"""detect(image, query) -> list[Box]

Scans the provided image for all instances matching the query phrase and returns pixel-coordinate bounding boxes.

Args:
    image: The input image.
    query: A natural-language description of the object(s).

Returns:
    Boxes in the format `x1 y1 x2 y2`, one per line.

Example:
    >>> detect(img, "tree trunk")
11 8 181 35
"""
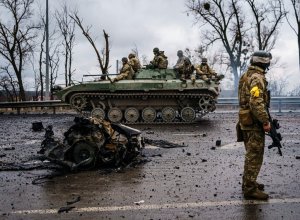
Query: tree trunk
298 24 300 71
16 73 26 101
68 46 72 86
39 47 44 101
65 46 69 86
232 65 239 95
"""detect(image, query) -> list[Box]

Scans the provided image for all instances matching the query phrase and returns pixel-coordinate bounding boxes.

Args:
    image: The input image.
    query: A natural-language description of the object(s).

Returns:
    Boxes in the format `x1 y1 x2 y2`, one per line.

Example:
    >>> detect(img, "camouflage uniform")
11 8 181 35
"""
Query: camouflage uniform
150 49 168 69
178 58 193 80
128 53 141 73
238 65 269 198
113 58 134 82
174 50 193 80
195 63 217 83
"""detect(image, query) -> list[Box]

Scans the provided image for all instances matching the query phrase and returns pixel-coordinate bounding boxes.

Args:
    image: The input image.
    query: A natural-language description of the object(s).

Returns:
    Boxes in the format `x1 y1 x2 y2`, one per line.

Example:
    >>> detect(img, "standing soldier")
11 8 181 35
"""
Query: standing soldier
150 47 168 69
174 50 193 80
112 57 134 82
128 53 141 73
237 50 272 200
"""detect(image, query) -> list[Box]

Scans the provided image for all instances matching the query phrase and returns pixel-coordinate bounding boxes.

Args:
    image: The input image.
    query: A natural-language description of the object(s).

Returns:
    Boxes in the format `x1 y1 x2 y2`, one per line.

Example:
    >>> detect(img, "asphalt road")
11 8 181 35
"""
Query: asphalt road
0 112 300 220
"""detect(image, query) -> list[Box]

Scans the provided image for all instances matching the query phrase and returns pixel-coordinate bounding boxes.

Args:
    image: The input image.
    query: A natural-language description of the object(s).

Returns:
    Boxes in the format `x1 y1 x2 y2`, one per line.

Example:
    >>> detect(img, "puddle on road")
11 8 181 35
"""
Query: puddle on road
145 144 159 149
0 140 40 149
220 142 243 149
172 133 201 136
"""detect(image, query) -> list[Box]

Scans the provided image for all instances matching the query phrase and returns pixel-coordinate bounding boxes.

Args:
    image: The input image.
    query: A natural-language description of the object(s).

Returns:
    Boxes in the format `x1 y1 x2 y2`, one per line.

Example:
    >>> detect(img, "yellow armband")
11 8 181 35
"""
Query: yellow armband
250 86 260 97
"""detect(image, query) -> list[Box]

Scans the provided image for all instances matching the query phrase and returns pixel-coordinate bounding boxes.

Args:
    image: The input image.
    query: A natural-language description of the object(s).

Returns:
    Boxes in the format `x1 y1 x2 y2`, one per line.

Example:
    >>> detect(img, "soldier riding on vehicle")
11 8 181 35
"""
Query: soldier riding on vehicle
195 58 223 83
113 57 134 82
174 50 194 81
128 53 141 74
149 47 168 69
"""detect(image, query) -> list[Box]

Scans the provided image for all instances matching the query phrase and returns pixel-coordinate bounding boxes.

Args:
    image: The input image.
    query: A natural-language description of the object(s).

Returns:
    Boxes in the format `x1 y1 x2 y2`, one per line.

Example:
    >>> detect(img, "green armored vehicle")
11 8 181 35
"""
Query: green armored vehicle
54 68 221 123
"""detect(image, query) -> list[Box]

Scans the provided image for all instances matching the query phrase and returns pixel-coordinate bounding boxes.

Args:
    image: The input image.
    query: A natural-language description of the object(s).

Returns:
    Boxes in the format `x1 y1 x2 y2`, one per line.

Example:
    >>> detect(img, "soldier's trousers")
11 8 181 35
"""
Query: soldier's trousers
242 129 265 193
114 73 128 82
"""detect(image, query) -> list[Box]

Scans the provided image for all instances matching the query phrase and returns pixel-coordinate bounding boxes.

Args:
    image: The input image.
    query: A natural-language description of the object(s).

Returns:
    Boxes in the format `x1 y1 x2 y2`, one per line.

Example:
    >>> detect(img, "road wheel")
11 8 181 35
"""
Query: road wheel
91 108 105 120
181 107 196 122
72 141 96 167
161 107 176 122
125 107 139 123
199 96 214 112
108 107 123 123
142 107 156 122
70 94 87 111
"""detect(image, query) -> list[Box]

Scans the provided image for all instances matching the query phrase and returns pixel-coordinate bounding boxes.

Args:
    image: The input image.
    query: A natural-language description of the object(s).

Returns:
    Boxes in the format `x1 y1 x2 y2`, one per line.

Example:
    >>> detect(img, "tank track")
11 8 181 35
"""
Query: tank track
69 91 217 124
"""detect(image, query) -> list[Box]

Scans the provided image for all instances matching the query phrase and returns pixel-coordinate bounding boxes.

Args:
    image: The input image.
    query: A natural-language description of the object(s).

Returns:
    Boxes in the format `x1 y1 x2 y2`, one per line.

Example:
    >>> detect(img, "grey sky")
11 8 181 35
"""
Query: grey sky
47 0 201 75
25 0 300 90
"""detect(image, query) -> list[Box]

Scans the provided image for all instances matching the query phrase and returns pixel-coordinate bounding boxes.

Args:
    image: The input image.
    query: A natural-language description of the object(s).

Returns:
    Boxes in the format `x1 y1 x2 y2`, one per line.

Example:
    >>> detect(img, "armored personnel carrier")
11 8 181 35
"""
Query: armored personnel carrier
54 68 222 123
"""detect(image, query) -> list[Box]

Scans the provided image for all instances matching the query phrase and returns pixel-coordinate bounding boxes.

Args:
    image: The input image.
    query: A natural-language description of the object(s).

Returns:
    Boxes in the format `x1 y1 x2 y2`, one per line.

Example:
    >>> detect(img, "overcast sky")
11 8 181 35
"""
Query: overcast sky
27 0 300 91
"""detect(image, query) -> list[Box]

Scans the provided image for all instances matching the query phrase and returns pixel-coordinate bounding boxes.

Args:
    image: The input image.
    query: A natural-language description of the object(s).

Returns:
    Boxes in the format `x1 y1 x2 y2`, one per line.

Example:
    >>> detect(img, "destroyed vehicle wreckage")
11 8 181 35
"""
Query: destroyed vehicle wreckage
40 117 143 170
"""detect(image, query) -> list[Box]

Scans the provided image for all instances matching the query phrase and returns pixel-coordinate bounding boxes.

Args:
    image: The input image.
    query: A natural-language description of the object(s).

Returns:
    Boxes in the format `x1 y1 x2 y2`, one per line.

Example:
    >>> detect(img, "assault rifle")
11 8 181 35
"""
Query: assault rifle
266 91 283 156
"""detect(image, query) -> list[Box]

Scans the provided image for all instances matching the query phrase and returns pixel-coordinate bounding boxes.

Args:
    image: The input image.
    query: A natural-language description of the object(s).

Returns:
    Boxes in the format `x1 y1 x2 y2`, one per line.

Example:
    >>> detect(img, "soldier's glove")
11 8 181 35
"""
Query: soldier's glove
263 122 271 132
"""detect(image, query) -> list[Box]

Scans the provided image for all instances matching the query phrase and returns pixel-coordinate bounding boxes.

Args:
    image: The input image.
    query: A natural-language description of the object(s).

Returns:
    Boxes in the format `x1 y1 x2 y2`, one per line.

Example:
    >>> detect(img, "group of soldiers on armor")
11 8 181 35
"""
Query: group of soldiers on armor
113 47 223 83
112 53 141 82
173 50 224 83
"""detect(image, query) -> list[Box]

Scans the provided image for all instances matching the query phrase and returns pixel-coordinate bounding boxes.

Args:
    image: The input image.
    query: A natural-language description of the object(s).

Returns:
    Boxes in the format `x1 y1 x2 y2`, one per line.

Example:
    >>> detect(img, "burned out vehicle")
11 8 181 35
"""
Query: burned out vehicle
54 68 222 123
40 117 143 170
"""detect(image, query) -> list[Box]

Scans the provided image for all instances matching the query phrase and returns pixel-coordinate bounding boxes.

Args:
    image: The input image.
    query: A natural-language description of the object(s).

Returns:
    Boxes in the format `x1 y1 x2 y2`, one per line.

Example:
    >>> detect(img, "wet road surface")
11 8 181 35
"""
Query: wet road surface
0 112 300 219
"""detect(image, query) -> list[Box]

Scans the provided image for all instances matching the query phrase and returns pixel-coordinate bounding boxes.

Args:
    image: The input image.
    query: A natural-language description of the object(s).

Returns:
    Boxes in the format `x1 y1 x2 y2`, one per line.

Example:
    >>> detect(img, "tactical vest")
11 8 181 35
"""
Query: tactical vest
121 63 134 79
238 65 269 130
238 65 268 108
129 58 141 72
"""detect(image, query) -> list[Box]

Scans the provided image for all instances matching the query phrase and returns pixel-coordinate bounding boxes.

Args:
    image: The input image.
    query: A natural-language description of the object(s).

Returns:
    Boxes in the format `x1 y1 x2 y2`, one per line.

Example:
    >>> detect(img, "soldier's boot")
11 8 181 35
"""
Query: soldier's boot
244 189 269 200
257 182 264 191
242 182 264 191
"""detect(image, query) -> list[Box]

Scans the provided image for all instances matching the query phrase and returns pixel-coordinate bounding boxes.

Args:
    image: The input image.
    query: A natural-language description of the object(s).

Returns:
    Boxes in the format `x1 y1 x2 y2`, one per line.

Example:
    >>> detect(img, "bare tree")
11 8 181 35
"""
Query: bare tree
37 22 46 100
246 0 286 51
0 0 39 101
186 0 248 91
55 3 76 86
36 7 62 100
268 74 288 96
70 12 110 80
186 0 286 91
289 84 300 96
285 0 300 69
49 45 60 99
0 66 18 101
131 44 140 59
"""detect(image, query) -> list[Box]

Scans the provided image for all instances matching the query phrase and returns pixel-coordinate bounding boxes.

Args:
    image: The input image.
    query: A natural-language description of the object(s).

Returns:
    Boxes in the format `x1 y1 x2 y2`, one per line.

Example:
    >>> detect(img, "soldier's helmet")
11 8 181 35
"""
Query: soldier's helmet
201 58 208 63
122 57 128 63
177 50 183 57
250 50 272 69
128 53 135 59
153 47 159 54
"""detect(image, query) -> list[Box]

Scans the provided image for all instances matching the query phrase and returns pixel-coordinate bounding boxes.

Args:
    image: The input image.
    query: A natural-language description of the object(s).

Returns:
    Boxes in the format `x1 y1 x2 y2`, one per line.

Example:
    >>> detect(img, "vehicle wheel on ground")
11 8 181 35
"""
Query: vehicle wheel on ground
72 141 96 168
